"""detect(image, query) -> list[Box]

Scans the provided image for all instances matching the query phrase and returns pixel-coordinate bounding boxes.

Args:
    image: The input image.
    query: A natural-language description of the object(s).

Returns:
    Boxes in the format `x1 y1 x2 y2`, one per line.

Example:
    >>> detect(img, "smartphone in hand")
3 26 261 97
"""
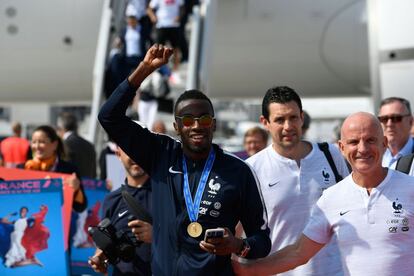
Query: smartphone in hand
204 228 225 242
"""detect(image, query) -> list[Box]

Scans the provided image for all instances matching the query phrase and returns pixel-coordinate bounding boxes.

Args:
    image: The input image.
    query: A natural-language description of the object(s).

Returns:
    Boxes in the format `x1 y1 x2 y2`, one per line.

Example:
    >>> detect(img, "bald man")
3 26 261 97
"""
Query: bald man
233 112 414 276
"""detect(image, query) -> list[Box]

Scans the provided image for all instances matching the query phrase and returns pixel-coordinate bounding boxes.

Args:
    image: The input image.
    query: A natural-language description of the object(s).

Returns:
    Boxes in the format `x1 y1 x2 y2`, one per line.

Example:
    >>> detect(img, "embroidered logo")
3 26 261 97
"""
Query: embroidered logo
214 202 222 210
340 210 350 216
322 168 330 183
210 210 220 218
208 179 221 195
402 218 409 226
168 166 183 174
392 199 403 214
389 226 397 233
118 210 128 217
199 207 208 215
268 181 279 187
201 200 212 206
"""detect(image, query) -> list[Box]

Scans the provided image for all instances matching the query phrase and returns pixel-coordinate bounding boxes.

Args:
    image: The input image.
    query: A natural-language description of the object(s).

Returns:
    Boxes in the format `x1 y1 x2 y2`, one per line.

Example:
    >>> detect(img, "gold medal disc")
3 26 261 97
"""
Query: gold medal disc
187 222 203 238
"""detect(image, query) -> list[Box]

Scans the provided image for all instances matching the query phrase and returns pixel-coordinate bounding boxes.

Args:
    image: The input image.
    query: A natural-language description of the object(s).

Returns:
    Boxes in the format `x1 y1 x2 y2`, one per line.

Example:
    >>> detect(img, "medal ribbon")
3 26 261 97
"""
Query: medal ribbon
182 148 215 223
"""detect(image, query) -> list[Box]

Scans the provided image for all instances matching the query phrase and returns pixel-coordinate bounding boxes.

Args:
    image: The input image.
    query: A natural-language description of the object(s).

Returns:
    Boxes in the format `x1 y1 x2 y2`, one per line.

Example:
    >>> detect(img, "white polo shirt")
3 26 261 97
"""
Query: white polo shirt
149 0 184 28
247 142 349 276
304 169 414 276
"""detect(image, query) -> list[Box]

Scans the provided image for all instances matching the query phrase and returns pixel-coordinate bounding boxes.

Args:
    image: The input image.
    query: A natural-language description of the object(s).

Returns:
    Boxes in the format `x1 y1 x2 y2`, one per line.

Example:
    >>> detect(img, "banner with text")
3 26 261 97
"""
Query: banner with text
0 178 69 276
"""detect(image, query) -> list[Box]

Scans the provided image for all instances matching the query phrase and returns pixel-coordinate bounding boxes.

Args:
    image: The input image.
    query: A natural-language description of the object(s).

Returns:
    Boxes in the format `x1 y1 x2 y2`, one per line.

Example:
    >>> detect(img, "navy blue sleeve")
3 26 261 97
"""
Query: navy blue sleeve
101 189 122 221
98 80 158 174
101 193 112 219
240 165 271 259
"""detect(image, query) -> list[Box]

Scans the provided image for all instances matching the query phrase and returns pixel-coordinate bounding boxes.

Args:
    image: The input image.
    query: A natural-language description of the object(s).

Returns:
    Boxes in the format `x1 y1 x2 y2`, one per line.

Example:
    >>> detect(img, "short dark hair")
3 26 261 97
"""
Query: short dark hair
34 125 66 159
262 86 302 120
379 97 412 114
58 112 78 132
174 90 214 116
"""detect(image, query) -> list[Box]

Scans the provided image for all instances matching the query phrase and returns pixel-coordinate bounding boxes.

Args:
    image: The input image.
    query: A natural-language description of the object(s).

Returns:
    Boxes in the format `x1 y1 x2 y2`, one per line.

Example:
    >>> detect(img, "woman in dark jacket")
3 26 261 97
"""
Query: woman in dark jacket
23 125 87 212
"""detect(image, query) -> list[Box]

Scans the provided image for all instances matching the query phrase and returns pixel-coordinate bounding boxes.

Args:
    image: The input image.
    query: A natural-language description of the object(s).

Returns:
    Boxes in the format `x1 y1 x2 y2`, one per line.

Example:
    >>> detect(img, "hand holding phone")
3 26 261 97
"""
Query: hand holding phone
200 227 241 256
204 228 225 242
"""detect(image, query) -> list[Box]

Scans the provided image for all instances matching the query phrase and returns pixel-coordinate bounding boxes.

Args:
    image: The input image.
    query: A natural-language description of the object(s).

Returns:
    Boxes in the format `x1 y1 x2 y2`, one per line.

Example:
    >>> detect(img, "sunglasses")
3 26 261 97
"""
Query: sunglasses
377 114 411 124
175 114 214 127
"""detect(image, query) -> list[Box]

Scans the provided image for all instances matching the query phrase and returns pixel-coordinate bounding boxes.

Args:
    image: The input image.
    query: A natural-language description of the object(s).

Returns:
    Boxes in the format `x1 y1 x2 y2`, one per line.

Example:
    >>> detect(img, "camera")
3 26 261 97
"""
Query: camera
88 190 153 264
88 216 142 264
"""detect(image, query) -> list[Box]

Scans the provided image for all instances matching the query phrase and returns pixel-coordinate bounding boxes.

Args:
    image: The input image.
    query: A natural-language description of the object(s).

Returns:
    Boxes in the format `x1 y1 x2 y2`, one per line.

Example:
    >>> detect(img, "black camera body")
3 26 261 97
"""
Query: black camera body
88 216 142 264
88 190 152 265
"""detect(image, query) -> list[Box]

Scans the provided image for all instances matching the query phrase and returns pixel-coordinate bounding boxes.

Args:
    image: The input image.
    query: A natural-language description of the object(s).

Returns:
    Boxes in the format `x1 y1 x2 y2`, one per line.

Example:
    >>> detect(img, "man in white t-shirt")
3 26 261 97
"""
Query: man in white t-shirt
123 12 144 74
246 86 349 276
234 112 414 276
147 0 184 73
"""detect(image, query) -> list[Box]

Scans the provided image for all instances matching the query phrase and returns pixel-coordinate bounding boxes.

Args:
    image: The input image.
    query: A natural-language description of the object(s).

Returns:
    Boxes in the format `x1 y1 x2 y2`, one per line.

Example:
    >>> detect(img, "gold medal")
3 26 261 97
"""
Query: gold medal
187 222 203 238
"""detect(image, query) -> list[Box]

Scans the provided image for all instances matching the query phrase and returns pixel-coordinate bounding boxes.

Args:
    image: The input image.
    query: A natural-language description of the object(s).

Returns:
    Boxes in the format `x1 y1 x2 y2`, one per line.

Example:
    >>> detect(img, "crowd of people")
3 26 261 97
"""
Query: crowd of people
1 32 414 276
95 45 414 275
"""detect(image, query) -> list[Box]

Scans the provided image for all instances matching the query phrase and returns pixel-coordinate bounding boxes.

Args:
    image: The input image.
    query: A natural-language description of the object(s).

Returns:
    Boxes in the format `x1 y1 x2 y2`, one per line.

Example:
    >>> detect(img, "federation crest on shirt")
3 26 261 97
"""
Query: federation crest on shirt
208 177 221 195
321 167 331 184
392 198 403 214
386 198 410 233
201 177 224 218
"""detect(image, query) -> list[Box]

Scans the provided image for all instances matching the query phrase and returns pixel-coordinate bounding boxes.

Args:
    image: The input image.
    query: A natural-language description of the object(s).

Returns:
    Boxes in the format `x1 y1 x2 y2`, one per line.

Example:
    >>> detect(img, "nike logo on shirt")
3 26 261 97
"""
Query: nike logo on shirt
118 210 128 217
268 181 279 187
340 210 350 216
169 166 183 174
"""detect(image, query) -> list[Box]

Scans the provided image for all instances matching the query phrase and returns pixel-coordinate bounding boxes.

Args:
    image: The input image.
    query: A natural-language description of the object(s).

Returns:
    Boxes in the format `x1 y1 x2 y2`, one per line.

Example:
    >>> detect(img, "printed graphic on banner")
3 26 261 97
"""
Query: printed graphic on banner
0 167 74 249
0 178 69 276
70 178 109 276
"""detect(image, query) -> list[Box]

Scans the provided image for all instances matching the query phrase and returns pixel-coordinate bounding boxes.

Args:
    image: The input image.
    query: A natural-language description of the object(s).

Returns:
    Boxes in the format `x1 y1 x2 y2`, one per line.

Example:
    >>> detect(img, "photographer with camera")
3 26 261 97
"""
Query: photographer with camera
88 146 152 276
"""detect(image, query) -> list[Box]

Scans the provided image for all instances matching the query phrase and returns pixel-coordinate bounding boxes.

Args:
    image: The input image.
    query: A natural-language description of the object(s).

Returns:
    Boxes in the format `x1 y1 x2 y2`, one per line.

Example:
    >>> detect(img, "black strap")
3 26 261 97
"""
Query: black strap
395 153 414 174
317 142 343 183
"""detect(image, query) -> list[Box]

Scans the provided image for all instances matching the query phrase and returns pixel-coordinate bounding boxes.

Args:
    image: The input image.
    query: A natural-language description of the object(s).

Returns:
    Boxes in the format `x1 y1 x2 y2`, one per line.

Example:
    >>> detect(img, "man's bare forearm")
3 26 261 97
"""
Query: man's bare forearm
248 243 308 275
235 235 324 275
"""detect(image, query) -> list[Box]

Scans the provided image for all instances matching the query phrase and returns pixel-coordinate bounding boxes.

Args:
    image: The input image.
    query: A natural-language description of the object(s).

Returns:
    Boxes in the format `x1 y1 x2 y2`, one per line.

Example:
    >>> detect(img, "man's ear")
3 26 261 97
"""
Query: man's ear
300 111 304 128
260 115 269 130
382 135 388 152
212 118 217 132
173 121 180 135
338 140 345 155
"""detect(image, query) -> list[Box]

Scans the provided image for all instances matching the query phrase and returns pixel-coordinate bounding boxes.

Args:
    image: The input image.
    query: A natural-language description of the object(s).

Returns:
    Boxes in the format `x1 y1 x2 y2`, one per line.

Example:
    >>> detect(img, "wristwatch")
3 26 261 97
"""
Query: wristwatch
237 238 250 258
